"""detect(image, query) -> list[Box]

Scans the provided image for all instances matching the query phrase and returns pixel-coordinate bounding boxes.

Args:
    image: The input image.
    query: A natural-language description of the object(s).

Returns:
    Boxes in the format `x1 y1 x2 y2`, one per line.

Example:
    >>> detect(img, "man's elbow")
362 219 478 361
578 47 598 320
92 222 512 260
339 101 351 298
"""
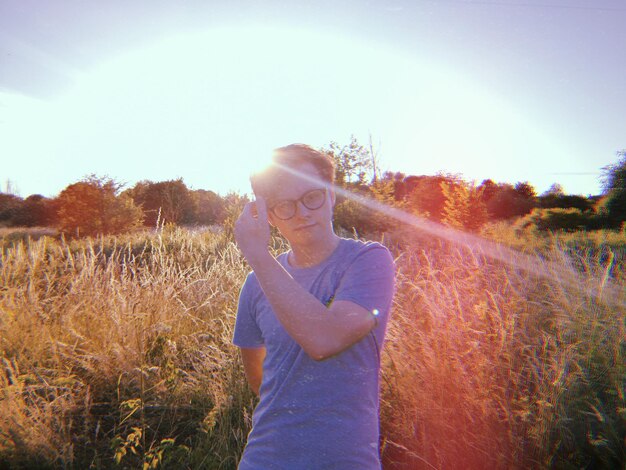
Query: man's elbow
308 350 331 362
304 321 373 361
303 339 346 362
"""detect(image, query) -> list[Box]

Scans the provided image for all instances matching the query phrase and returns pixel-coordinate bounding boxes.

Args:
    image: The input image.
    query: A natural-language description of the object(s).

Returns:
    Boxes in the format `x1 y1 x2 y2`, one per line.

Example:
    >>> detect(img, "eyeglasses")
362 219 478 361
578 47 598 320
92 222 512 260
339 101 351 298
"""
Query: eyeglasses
269 188 327 220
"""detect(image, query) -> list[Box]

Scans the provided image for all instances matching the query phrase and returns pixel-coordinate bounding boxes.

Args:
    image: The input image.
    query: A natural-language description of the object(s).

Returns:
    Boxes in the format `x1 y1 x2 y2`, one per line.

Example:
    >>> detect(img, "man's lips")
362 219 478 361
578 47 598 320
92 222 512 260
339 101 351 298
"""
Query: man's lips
294 223 316 231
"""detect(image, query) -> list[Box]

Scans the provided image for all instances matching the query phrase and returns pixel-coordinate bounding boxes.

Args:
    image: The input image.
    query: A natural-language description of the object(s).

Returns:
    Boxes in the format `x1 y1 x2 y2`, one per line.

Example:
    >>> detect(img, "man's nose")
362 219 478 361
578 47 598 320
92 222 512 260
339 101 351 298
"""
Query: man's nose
294 200 312 217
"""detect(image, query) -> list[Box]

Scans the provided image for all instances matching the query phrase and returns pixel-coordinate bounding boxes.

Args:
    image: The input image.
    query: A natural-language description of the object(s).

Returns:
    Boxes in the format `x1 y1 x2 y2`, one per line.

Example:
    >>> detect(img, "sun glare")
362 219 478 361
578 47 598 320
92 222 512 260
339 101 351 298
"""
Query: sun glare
1 24 566 197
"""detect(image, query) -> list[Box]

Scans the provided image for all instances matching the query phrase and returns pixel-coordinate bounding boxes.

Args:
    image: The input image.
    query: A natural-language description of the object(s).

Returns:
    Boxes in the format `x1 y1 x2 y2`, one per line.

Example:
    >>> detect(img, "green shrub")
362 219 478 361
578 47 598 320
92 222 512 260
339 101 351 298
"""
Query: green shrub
516 207 599 232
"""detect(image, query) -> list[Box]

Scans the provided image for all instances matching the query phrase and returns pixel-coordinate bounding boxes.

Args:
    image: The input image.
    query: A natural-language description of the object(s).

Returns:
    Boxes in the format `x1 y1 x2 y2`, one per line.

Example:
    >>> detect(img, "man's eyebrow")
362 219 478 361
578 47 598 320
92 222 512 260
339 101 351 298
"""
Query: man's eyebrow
268 188 320 204
268 194 292 202
265 197 284 208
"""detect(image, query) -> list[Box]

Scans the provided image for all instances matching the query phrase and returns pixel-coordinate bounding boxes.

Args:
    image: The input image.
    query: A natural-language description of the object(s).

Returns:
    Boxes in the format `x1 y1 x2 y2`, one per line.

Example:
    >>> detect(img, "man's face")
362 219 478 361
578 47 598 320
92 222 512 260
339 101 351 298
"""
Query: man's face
264 162 335 245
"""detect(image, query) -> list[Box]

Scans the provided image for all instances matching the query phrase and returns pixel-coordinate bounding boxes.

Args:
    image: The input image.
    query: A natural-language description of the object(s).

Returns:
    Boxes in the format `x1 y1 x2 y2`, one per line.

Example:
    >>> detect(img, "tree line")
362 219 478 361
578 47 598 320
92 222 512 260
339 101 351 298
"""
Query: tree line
1 139 624 237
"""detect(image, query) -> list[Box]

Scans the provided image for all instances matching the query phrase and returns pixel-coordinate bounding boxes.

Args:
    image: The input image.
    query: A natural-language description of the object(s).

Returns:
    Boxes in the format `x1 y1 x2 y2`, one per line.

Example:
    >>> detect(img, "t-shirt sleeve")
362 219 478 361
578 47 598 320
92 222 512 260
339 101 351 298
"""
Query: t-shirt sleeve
332 243 396 327
232 273 265 348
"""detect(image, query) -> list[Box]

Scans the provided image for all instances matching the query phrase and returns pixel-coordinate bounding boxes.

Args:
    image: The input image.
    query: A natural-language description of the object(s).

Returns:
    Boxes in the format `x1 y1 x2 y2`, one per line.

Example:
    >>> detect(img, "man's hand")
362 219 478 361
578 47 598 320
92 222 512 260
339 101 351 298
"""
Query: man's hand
234 197 271 265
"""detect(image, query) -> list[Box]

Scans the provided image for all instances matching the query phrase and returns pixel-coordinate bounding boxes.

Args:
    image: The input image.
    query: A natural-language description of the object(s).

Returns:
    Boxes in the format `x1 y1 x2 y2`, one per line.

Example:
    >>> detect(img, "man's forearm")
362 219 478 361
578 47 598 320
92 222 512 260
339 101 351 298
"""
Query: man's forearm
233 198 375 360
247 250 348 360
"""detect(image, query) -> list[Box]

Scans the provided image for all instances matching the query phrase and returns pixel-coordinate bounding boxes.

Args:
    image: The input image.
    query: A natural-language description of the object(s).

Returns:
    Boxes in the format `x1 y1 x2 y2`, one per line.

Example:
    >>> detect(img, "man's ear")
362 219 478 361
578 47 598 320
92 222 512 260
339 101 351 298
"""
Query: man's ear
267 210 276 227
329 188 336 208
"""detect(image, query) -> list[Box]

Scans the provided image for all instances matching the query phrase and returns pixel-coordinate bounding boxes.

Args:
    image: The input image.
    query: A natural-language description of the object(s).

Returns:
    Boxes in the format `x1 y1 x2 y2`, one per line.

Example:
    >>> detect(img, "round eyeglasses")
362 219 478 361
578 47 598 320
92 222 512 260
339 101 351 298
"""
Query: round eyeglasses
269 188 327 220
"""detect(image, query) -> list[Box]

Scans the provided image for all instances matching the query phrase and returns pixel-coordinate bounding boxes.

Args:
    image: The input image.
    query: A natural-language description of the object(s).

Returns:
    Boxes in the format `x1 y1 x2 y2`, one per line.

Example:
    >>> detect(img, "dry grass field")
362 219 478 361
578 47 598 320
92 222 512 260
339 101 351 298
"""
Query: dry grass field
0 224 624 469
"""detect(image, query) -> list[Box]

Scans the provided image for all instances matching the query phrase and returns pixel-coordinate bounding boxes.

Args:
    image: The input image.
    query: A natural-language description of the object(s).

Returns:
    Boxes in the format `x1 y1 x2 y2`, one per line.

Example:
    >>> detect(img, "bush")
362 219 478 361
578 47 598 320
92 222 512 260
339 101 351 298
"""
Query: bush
538 194 594 212
333 190 401 236
55 175 144 237
516 207 600 232
486 185 535 220
0 193 23 226
601 150 626 225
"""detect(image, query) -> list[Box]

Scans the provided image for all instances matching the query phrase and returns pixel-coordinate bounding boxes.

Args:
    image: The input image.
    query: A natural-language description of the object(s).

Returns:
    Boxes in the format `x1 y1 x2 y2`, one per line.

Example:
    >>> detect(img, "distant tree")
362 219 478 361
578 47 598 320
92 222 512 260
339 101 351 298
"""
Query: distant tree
538 193 594 212
191 189 225 226
485 183 534 220
441 180 487 231
380 171 409 201
600 150 626 225
0 193 23 226
516 207 598 232
157 179 195 225
541 183 564 197
382 171 406 182
405 174 461 222
333 181 399 235
370 178 403 231
478 179 499 203
3 179 20 196
514 181 537 200
12 195 57 227
402 175 422 195
368 179 392 204
324 136 373 187
126 179 195 226
367 134 382 183
55 175 143 237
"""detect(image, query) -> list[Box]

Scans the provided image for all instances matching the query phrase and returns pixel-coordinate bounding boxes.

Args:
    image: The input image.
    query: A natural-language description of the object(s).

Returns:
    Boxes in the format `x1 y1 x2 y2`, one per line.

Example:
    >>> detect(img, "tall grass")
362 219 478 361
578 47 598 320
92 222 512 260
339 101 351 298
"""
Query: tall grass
380 228 624 469
0 227 260 468
0 225 624 469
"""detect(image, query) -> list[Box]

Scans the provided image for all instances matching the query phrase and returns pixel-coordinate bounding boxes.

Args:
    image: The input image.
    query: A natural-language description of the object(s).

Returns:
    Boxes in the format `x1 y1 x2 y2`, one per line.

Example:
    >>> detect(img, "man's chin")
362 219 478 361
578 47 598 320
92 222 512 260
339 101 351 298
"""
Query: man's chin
287 224 320 242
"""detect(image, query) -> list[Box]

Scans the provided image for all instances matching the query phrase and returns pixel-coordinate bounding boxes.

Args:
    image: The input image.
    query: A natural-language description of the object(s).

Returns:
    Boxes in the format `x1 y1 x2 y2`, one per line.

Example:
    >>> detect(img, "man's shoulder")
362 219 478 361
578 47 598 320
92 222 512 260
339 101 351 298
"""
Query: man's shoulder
241 270 263 298
339 237 392 258
334 238 394 276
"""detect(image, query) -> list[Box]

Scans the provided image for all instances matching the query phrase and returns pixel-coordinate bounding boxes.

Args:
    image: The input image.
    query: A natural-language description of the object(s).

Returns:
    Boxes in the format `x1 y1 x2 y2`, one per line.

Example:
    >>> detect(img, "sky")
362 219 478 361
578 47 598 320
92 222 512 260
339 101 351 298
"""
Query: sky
1 0 624 199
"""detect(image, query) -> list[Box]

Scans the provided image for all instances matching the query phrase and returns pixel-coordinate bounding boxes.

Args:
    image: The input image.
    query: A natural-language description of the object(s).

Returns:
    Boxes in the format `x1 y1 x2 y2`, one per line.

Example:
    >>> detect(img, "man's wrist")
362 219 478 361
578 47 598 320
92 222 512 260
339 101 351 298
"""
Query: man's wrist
245 248 274 271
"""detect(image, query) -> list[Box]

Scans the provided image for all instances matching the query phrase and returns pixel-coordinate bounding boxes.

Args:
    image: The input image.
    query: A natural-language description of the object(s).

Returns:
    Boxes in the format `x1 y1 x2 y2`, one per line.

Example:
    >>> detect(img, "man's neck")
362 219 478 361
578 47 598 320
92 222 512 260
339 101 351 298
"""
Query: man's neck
288 233 341 268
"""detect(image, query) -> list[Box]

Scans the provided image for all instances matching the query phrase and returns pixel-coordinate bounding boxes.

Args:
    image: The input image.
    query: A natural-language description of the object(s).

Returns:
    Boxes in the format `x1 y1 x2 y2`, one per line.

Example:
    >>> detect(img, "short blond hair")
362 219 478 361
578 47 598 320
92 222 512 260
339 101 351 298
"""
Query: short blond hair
250 144 335 199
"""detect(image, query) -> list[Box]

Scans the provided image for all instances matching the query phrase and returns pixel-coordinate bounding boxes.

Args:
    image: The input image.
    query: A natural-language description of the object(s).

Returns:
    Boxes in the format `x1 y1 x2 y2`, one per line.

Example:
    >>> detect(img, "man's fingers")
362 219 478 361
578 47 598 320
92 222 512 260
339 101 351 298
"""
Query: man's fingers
255 196 269 223
240 202 253 219
240 200 268 226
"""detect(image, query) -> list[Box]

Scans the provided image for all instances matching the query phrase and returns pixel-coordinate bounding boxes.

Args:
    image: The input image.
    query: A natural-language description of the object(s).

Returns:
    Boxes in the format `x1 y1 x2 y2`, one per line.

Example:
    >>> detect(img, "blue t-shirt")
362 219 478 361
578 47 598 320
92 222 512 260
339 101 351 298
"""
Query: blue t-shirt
233 238 395 470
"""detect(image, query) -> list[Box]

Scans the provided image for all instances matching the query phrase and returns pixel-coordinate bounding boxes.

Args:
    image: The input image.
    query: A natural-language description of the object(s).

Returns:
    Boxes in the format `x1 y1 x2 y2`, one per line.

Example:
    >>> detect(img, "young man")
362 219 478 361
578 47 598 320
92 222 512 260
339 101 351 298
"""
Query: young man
232 144 395 469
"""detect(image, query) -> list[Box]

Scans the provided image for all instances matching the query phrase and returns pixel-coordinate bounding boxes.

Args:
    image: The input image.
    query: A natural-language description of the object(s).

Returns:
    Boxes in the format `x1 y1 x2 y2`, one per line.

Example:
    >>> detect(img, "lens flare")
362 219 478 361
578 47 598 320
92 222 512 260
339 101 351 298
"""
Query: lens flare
272 162 622 309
